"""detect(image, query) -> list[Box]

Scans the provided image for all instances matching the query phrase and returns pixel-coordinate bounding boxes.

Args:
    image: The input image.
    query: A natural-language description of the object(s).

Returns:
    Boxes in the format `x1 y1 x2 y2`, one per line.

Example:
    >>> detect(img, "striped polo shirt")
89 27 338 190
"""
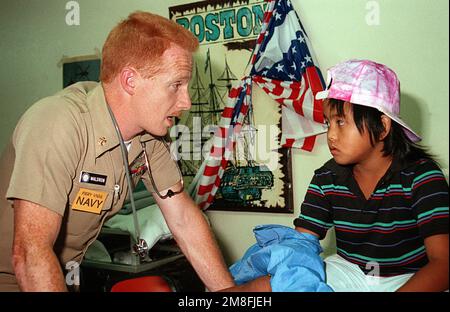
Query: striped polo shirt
294 158 449 277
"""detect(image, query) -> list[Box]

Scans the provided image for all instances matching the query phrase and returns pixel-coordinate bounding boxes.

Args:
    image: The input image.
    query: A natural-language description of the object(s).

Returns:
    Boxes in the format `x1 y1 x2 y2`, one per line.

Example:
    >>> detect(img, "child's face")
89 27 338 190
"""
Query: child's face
323 101 376 166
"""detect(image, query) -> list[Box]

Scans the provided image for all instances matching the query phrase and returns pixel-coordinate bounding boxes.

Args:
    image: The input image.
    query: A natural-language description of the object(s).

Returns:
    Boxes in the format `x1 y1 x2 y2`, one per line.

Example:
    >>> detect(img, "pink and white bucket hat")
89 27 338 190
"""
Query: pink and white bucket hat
316 59 421 142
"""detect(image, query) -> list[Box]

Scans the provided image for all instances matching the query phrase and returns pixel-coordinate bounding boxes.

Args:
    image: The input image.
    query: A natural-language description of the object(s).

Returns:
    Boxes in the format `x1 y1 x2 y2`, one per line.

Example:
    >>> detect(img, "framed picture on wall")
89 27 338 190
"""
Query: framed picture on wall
62 55 100 88
208 82 294 213
210 149 294 213
169 0 294 213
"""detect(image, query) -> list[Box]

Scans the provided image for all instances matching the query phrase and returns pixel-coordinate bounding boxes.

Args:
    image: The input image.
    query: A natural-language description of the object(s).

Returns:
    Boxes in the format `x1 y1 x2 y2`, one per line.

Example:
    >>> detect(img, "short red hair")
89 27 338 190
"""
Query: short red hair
100 11 198 83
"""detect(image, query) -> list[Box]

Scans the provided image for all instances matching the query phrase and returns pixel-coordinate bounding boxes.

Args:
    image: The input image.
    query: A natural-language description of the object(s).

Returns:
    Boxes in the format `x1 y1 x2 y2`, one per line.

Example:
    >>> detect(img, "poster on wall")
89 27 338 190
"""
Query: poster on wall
62 55 100 88
169 0 294 213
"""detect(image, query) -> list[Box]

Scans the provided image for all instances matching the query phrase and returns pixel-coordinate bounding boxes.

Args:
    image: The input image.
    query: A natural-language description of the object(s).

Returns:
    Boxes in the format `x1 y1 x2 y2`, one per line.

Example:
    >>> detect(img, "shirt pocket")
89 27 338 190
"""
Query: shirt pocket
65 182 115 236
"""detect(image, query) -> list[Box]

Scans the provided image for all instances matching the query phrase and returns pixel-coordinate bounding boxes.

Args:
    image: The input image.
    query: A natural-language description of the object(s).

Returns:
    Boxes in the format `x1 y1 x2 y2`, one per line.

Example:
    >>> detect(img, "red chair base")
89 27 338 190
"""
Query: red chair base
110 276 173 292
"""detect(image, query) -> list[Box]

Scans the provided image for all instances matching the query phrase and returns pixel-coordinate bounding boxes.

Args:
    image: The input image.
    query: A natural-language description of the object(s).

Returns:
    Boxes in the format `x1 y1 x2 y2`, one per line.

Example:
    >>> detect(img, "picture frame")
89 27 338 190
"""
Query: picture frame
169 0 294 213
62 54 100 88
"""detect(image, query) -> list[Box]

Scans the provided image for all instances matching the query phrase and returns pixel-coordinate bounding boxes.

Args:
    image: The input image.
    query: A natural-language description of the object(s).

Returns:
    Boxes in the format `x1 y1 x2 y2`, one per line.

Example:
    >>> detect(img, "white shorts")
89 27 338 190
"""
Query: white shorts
324 254 414 292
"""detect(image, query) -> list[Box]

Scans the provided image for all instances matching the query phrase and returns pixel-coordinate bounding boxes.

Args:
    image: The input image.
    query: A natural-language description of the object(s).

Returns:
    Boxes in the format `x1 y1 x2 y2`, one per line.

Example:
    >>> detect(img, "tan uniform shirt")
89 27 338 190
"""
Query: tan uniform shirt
0 82 180 291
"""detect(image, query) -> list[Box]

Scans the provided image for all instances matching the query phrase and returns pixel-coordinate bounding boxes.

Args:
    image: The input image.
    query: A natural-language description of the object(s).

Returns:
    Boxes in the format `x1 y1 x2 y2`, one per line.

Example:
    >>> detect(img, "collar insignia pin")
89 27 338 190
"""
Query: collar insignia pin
98 137 107 146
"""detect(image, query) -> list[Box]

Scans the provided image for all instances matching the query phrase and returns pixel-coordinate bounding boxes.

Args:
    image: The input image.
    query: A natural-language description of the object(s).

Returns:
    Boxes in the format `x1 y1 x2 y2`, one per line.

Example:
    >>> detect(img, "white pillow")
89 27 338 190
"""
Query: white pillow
103 204 172 249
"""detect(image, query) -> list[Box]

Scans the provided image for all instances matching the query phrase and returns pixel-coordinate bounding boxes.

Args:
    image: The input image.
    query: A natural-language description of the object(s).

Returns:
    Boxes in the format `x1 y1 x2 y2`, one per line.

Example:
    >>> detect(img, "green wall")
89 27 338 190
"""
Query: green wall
0 0 448 264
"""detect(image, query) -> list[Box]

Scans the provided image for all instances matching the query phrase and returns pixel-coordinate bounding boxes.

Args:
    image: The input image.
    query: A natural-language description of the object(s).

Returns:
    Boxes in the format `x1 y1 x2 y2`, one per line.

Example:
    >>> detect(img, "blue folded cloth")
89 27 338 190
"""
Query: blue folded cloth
229 224 333 292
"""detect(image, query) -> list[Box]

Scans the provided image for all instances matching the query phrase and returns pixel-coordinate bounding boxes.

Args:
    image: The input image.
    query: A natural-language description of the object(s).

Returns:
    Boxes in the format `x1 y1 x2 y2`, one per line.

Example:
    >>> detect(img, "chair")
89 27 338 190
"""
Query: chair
110 275 173 292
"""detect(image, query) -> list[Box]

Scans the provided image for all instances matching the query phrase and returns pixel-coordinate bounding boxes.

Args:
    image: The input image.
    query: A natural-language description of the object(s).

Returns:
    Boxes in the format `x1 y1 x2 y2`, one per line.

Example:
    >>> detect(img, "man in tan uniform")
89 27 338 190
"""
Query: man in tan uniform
0 11 235 291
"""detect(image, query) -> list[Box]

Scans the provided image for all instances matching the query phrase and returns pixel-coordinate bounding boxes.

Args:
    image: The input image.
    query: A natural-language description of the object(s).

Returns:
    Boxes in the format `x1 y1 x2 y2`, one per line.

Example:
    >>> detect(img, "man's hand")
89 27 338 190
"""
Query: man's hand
220 276 272 292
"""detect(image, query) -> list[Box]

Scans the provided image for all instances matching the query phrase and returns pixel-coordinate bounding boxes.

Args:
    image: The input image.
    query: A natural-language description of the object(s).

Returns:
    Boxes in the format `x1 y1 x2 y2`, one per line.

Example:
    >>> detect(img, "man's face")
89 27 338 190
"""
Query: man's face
132 44 193 137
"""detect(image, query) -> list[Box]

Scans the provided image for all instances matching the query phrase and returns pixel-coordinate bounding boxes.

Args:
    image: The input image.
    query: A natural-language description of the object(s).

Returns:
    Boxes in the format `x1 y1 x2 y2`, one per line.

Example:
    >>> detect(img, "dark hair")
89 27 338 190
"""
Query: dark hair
326 98 435 163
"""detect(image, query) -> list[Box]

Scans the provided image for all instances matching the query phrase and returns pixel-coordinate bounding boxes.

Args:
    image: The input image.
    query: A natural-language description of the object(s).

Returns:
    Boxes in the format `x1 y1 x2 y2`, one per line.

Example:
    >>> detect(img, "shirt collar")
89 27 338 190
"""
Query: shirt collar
325 156 406 184
86 83 160 160
86 83 121 158
127 133 168 165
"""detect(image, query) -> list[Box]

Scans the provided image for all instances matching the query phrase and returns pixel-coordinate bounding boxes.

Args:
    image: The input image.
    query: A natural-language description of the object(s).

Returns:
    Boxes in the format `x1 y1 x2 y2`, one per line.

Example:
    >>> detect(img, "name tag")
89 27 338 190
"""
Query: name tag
72 188 108 214
79 171 107 186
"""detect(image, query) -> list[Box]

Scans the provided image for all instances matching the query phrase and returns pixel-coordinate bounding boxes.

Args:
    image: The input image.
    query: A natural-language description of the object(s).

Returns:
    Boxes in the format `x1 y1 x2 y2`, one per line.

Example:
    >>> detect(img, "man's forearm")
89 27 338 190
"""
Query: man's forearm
13 199 66 291
13 247 67 291
157 190 235 291
172 209 235 291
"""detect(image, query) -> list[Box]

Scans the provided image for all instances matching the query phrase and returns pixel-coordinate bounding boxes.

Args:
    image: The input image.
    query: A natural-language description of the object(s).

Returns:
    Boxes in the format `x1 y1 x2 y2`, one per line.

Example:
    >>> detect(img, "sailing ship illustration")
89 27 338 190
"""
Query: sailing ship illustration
176 48 232 178
216 96 274 203
177 49 273 203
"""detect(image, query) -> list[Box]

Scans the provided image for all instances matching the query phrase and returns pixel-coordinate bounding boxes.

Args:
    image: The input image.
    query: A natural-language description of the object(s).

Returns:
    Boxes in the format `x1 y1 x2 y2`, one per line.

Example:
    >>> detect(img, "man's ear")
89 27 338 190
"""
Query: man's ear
120 67 138 95
380 114 392 140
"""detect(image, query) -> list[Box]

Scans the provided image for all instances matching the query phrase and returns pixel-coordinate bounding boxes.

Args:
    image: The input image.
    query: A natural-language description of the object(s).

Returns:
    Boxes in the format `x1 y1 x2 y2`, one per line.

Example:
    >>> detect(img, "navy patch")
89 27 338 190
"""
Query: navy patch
79 171 107 186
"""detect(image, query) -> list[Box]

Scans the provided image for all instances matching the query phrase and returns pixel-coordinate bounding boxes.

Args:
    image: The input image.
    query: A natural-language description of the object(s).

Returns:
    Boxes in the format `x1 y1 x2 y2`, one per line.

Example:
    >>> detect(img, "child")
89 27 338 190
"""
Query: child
294 59 449 291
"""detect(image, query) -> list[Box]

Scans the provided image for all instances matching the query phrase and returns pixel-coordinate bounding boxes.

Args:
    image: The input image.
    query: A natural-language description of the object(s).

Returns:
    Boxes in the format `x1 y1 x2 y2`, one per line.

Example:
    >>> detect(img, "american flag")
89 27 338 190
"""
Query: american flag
251 0 326 149
193 0 326 209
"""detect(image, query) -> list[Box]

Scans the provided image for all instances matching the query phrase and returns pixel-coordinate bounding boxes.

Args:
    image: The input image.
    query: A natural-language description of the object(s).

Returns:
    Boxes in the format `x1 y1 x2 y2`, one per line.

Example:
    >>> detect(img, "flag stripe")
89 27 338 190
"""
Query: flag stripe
194 0 325 209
